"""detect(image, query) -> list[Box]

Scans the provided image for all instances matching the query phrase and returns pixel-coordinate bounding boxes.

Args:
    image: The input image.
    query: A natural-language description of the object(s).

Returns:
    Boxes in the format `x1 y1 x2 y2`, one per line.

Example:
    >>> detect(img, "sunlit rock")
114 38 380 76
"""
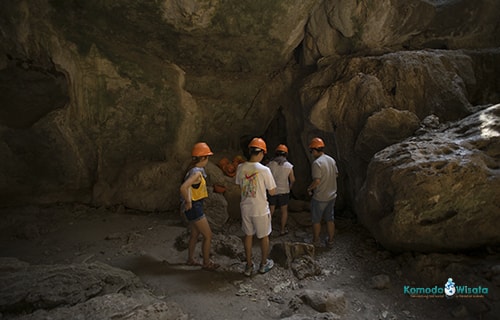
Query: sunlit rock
356 104 500 252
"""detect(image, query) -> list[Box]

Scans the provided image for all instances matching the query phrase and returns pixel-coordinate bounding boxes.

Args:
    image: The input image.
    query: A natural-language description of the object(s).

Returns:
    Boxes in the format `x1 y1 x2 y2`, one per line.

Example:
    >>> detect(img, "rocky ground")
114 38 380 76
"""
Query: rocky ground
0 204 499 320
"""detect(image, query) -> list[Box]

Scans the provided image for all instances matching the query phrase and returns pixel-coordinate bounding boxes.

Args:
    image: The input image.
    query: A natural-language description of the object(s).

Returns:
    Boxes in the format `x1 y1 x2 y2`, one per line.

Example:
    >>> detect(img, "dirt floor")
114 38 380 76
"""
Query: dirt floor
0 204 498 320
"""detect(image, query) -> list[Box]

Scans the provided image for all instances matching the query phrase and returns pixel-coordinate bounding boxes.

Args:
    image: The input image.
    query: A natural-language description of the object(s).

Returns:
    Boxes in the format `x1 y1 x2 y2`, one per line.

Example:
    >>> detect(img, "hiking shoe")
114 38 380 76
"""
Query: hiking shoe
259 259 274 274
244 263 255 277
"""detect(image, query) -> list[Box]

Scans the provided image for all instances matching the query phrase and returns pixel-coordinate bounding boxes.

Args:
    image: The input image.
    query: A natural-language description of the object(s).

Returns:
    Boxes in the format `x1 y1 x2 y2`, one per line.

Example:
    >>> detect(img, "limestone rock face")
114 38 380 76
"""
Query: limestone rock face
300 49 490 201
355 108 421 162
0 0 318 209
0 0 499 256
356 104 500 252
304 0 500 65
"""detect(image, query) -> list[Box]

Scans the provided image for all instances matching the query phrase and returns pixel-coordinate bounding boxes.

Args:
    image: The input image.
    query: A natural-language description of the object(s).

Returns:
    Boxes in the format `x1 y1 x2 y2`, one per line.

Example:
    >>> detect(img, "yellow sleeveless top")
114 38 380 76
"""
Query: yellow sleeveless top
191 175 208 201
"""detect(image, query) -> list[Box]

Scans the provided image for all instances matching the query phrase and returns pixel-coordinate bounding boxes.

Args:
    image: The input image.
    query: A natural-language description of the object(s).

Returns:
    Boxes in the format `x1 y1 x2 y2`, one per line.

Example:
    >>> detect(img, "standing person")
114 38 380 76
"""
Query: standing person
180 142 220 271
235 137 277 276
306 137 339 248
267 144 296 236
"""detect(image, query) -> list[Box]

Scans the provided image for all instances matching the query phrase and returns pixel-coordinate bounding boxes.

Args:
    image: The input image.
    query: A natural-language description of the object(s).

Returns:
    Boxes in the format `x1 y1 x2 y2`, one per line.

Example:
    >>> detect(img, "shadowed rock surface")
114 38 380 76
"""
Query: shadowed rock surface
0 205 498 320
0 257 187 319
1 1 498 219
0 2 499 318
357 104 500 251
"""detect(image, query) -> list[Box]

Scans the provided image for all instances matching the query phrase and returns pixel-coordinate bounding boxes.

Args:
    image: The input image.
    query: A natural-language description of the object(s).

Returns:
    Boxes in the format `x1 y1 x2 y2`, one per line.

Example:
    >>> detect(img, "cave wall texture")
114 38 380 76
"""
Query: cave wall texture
1 0 499 252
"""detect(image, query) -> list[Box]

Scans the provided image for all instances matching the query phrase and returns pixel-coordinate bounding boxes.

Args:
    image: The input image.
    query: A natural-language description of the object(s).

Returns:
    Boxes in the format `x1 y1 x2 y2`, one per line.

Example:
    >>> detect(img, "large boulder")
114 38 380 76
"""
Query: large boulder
356 104 500 252
0 257 187 319
300 49 483 204
19 293 188 320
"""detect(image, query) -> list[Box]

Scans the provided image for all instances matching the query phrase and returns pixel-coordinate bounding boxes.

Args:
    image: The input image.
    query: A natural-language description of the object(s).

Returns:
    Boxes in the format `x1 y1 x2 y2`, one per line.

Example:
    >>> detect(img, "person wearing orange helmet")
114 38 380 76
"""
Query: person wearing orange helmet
267 144 296 236
180 142 219 271
235 137 276 276
306 137 339 248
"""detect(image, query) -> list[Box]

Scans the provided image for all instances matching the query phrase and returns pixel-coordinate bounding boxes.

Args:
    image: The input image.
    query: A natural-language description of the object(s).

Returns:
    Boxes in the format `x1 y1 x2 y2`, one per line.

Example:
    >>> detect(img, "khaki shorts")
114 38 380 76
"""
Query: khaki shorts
241 213 272 239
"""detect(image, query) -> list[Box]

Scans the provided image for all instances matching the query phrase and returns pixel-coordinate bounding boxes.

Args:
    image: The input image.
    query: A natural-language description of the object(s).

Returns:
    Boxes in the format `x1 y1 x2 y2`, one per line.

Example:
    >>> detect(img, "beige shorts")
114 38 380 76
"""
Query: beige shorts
241 213 272 239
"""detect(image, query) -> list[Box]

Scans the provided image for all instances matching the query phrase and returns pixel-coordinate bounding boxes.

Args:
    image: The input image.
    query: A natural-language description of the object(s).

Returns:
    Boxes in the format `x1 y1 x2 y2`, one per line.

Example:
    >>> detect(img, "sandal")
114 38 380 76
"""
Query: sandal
186 259 202 266
280 229 289 236
202 260 220 271
327 237 335 248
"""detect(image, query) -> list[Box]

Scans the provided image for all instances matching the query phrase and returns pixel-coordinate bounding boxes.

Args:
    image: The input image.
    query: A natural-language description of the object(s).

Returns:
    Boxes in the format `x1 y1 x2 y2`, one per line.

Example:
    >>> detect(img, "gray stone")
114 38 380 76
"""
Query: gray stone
19 293 188 320
282 313 341 320
291 255 322 280
0 258 187 319
370 274 391 290
270 241 315 269
356 104 500 252
0 258 143 313
300 289 347 314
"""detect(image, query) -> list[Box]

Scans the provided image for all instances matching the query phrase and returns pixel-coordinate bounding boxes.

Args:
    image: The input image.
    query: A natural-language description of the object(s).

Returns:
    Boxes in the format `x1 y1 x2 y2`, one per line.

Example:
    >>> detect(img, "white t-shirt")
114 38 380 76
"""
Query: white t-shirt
311 154 338 201
235 161 276 216
267 158 293 194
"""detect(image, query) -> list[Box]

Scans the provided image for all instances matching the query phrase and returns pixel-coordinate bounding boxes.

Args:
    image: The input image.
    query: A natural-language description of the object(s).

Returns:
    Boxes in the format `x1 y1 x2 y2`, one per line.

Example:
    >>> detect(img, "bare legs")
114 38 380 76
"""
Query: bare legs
243 234 270 267
312 220 335 246
280 205 288 234
260 235 270 266
312 222 321 245
269 205 276 216
188 216 213 265
244 235 253 267
327 220 335 243
270 204 289 235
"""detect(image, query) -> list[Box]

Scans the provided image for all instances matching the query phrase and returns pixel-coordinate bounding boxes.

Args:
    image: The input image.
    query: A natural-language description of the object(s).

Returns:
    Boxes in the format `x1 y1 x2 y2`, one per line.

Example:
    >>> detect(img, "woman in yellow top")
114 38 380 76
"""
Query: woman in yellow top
180 142 219 271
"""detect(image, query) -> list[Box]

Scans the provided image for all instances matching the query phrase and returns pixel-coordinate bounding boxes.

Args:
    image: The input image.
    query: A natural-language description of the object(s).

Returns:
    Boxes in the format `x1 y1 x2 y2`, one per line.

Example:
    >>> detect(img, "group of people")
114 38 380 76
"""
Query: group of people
179 137 339 276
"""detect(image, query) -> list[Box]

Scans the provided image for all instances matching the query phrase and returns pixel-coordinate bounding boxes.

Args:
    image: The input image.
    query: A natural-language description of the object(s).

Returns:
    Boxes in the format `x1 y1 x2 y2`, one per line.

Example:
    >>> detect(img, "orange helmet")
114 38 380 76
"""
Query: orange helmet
248 137 267 154
276 144 288 154
192 142 214 157
309 137 325 149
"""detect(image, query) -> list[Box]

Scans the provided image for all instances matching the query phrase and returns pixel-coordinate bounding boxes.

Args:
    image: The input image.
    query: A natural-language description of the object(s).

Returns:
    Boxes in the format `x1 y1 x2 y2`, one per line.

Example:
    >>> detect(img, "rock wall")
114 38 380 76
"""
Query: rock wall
0 0 499 251
0 0 318 210
356 104 500 252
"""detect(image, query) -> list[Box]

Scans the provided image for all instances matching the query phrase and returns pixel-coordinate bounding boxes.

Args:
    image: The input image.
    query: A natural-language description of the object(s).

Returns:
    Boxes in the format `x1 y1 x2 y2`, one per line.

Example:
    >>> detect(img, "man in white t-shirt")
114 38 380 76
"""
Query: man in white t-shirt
235 137 276 276
306 137 339 248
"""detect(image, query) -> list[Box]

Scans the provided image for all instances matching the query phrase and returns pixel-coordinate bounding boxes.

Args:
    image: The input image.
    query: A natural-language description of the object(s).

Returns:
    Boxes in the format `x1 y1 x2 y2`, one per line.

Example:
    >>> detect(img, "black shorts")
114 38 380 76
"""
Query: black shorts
268 193 290 207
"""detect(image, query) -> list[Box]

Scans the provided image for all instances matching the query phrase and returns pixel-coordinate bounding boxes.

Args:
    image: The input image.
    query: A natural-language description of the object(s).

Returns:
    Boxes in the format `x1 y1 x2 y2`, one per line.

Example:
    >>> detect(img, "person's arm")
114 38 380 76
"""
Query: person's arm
267 169 277 196
180 171 201 211
307 178 321 195
288 169 296 190
268 187 277 196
